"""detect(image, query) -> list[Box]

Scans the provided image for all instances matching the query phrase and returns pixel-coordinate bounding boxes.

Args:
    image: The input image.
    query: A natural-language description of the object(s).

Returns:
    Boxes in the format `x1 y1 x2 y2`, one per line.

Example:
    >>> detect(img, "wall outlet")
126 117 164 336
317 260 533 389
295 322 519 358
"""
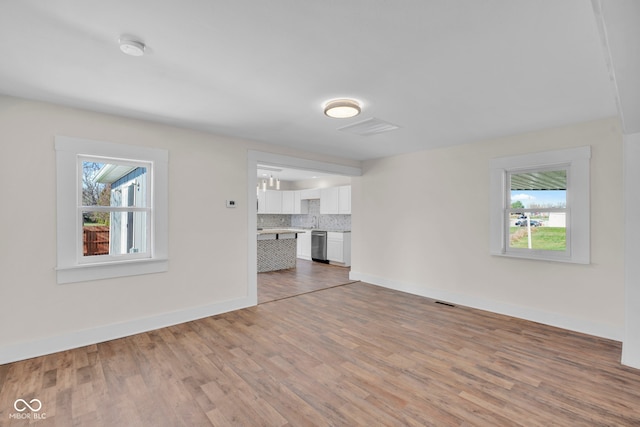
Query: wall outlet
226 200 236 208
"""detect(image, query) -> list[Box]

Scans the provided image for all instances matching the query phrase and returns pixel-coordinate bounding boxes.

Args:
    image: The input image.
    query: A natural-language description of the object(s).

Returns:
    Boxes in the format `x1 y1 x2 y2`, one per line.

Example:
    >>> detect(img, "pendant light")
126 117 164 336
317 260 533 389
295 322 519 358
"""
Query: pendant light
276 178 280 190
269 174 274 187
262 179 267 191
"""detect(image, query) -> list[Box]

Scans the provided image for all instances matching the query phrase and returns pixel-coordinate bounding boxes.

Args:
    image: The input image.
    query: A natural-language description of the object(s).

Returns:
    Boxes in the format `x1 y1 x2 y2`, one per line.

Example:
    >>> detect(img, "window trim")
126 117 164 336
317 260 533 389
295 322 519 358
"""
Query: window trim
55 136 169 284
489 146 590 264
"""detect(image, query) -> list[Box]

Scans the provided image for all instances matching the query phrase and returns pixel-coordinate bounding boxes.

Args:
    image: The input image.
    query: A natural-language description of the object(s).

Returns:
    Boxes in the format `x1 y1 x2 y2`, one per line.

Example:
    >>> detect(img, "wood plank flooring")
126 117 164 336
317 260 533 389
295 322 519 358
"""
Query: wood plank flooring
2 282 640 426
258 259 354 304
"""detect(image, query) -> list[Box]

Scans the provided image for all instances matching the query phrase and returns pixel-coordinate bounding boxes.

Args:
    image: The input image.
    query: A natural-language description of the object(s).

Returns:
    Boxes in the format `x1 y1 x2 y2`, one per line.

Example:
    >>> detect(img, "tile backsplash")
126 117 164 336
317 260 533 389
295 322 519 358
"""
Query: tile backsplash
258 214 291 228
258 200 351 231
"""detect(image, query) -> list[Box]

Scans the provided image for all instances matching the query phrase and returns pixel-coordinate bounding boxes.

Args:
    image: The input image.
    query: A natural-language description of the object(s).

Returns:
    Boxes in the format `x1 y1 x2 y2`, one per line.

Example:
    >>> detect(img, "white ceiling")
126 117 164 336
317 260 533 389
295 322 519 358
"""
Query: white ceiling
0 1 633 161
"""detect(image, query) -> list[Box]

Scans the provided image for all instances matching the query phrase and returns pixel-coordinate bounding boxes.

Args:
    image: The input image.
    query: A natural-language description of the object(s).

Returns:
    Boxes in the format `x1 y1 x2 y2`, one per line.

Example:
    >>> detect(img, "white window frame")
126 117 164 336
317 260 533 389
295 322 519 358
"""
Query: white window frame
55 136 169 284
489 146 590 264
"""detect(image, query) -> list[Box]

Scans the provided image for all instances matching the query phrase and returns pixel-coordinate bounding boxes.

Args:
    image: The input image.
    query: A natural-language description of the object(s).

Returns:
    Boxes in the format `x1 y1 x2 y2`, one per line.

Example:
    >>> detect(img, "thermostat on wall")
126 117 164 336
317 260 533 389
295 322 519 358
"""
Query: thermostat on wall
226 200 236 208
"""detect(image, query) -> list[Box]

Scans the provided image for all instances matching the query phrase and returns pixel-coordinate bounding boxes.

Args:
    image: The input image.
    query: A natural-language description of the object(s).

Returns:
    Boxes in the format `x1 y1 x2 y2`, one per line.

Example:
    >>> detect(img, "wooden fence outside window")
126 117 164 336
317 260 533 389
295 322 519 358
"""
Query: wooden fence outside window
83 226 109 256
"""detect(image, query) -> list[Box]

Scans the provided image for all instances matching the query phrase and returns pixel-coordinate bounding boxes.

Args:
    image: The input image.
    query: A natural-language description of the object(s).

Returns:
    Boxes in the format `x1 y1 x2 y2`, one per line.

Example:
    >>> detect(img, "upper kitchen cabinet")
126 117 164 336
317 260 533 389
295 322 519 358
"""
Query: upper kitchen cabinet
321 185 351 215
265 190 283 214
299 188 320 200
281 191 295 214
338 185 351 214
259 190 309 214
320 187 339 214
257 190 266 213
293 191 309 214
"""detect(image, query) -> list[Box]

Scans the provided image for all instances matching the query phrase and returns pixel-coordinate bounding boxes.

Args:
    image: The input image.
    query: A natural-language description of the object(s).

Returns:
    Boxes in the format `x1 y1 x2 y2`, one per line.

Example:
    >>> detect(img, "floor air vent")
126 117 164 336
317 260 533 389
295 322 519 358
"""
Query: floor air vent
435 301 456 308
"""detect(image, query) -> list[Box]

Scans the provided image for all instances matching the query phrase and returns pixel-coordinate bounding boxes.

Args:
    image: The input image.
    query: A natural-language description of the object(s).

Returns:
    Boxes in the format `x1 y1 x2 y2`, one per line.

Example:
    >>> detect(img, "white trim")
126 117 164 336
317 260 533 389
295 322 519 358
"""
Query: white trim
0 295 254 365
623 133 640 369
247 150 361 305
349 271 622 342
55 136 169 284
489 146 590 264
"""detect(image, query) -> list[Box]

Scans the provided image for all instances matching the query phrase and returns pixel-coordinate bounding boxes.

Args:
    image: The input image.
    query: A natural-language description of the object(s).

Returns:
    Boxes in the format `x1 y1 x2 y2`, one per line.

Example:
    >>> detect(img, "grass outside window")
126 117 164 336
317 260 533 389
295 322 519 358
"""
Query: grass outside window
509 226 566 251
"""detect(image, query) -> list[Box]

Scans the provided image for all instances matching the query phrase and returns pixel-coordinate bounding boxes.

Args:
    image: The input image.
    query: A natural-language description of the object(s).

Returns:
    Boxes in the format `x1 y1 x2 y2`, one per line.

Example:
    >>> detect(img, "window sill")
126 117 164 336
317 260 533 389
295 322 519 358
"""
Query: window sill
56 258 169 284
491 251 587 264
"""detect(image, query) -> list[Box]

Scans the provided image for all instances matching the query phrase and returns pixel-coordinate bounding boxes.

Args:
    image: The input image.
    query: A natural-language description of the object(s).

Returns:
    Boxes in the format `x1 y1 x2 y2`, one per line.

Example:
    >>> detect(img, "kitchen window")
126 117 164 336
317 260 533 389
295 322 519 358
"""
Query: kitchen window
55 136 169 283
489 146 590 264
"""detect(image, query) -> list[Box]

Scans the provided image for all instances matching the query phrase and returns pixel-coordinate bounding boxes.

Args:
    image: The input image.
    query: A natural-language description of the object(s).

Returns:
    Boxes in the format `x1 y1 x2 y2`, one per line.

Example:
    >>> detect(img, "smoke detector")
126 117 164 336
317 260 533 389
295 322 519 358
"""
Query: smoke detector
119 38 146 57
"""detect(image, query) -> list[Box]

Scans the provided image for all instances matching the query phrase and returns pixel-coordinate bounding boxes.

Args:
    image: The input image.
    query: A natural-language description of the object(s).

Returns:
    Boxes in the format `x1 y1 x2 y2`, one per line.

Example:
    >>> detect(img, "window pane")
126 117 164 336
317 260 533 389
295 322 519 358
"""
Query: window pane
109 211 148 255
83 211 147 257
83 220 110 256
508 169 567 252
82 161 147 208
510 170 566 209
509 215 567 251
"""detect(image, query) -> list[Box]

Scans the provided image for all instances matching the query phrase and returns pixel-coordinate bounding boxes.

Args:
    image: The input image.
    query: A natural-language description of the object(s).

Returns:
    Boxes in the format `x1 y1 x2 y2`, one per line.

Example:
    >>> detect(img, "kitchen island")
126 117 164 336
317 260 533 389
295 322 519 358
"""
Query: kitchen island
257 229 305 273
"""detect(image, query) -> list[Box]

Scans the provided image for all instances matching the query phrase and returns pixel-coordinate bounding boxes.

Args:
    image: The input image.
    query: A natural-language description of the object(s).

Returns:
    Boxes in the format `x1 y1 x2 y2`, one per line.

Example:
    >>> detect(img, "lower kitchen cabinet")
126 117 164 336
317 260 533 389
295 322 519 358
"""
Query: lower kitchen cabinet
327 232 351 266
297 230 312 260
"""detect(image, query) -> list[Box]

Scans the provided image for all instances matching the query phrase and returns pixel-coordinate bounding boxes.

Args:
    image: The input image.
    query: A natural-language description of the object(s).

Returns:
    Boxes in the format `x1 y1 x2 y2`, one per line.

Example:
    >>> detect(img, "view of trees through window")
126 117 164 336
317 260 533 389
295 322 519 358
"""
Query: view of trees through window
82 162 110 256
508 169 567 252
81 160 148 257
82 162 110 225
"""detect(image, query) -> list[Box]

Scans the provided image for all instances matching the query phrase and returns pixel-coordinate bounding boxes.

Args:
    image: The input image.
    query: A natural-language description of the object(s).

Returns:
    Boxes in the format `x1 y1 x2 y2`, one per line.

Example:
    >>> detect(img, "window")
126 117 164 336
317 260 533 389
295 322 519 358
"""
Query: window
56 136 168 283
490 146 590 264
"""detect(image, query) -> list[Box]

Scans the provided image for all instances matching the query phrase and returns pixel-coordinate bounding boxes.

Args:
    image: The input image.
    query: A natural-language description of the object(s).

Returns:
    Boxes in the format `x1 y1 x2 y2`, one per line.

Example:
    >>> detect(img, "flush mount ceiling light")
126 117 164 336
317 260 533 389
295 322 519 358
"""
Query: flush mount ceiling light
119 37 146 57
323 98 361 119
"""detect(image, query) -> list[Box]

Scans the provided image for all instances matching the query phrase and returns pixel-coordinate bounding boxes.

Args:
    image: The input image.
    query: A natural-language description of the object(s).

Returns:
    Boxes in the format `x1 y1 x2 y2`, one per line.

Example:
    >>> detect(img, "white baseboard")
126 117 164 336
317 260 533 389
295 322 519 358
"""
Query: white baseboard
0 296 256 365
349 271 623 342
622 342 640 369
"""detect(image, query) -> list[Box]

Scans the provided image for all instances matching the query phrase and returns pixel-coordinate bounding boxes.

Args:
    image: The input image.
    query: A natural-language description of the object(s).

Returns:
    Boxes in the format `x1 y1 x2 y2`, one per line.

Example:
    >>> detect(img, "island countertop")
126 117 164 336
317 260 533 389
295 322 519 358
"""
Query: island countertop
256 228 307 236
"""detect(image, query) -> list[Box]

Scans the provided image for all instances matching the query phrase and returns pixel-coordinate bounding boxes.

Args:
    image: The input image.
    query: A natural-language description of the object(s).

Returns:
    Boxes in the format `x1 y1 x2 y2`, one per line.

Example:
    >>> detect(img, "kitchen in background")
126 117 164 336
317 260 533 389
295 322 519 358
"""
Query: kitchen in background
291 200 350 231
256 166 352 275
259 200 351 231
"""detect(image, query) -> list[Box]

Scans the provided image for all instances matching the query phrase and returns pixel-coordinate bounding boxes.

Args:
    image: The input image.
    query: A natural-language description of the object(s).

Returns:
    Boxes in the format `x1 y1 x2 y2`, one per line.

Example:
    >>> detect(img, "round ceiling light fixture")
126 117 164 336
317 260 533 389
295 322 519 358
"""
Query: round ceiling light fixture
119 38 146 57
323 98 361 119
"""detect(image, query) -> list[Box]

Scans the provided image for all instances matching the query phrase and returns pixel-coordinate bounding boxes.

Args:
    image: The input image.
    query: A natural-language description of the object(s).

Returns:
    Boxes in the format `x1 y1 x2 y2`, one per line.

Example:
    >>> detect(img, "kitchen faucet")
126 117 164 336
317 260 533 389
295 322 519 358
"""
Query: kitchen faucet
312 216 317 229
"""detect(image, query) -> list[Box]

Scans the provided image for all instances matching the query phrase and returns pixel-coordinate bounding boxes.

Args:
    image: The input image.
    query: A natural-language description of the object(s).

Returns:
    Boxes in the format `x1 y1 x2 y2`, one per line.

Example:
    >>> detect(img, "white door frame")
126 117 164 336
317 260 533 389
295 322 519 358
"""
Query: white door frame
623 133 640 369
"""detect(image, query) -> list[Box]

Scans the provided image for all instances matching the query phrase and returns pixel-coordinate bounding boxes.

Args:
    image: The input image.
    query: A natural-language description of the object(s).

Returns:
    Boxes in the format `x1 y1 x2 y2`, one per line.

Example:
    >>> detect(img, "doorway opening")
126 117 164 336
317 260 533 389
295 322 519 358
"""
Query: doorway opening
248 151 361 305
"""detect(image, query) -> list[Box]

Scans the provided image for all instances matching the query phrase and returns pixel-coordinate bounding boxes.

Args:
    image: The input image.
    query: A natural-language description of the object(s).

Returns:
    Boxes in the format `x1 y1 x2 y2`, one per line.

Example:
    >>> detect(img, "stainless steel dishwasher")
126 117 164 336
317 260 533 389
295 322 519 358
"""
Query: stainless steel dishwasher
311 230 328 263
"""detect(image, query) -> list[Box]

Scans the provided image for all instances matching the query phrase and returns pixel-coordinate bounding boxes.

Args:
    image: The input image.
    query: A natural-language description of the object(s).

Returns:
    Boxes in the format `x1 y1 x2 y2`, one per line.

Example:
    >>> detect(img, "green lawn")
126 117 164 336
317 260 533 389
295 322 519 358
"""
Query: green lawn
509 227 566 251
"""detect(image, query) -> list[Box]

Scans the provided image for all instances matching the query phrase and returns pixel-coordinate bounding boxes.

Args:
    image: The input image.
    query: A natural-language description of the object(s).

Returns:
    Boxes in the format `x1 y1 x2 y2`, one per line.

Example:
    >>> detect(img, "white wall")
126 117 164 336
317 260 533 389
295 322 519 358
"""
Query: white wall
623 132 640 368
289 175 352 190
351 117 624 340
0 95 359 363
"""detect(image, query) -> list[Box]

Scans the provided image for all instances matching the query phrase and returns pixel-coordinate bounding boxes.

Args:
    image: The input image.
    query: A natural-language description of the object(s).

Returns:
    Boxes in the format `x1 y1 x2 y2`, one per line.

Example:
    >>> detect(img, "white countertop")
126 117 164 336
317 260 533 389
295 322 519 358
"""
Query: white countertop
257 228 350 235
257 228 306 235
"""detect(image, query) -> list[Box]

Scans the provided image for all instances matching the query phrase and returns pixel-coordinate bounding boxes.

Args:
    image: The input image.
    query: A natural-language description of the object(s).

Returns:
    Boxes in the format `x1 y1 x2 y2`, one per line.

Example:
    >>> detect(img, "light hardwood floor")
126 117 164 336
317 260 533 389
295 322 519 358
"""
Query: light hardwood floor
1 282 639 426
258 259 354 304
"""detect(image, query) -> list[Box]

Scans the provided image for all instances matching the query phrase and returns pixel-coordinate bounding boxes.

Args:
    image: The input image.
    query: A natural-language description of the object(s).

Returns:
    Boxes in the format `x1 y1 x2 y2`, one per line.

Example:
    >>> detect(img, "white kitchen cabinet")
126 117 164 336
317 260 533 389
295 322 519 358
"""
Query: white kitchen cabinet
257 190 266 213
281 191 295 214
338 185 351 214
294 191 309 214
296 230 312 260
320 187 340 214
320 186 351 215
300 188 320 200
265 190 283 213
327 232 351 266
